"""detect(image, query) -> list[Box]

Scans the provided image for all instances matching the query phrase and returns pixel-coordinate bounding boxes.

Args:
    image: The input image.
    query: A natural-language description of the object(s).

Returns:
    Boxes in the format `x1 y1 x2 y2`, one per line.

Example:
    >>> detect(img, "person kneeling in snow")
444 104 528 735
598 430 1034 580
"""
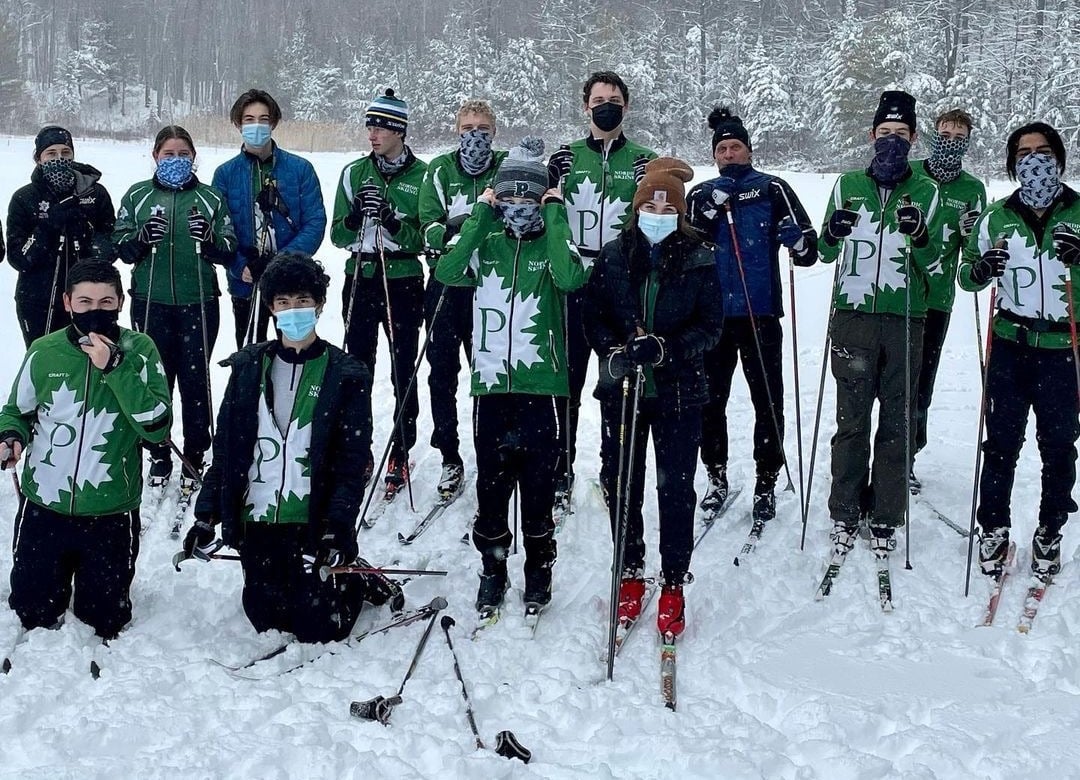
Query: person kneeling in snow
186 251 399 643
2 260 171 639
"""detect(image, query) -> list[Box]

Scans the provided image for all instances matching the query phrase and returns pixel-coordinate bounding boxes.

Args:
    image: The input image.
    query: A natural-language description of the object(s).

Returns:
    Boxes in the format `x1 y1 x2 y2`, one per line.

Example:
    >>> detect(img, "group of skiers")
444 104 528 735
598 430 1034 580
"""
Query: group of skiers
0 73 1076 652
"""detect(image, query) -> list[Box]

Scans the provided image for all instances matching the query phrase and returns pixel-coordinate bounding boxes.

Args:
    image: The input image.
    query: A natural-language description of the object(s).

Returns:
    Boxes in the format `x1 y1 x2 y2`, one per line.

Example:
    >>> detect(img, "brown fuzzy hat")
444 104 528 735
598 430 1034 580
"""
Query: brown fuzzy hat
631 157 695 216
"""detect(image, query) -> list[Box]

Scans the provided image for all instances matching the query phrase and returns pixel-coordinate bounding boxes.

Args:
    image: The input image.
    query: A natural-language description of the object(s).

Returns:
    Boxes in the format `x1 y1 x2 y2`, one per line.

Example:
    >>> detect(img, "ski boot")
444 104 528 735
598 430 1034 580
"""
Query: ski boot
1031 526 1062 577
656 580 686 637
978 527 1010 577
437 462 465 502
700 466 729 514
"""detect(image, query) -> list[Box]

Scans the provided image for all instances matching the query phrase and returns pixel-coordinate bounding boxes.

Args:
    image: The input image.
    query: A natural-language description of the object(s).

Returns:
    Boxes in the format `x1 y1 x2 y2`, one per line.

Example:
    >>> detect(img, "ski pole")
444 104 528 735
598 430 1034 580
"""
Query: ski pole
342 216 368 352
319 564 448 580
772 182 809 526
191 209 215 442
440 616 532 763
350 604 444 725
171 540 241 571
801 199 852 550
963 279 999 597
901 195 914 571
44 234 66 335
374 219 416 513
246 201 275 346
721 201 795 494
143 244 158 333
606 368 633 681
358 285 449 528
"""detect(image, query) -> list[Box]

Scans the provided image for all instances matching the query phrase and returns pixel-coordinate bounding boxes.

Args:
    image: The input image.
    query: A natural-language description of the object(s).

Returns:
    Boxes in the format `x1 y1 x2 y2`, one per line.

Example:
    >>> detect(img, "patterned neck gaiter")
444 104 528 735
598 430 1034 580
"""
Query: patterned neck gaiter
459 129 494 176
498 202 543 238
926 132 969 183
869 134 912 187
1016 152 1062 210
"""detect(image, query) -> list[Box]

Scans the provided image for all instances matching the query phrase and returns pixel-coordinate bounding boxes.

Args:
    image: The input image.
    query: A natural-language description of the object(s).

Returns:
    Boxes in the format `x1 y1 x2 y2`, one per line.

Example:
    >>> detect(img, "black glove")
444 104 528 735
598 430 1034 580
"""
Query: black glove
358 183 400 234
0 434 23 470
188 208 212 243
240 245 271 279
182 518 217 560
633 154 649 184
825 207 859 244
255 182 282 215
138 213 169 246
959 208 980 238
303 529 358 575
896 202 926 238
1054 226 1080 266
777 217 805 251
547 146 573 186
625 333 665 367
970 246 1008 285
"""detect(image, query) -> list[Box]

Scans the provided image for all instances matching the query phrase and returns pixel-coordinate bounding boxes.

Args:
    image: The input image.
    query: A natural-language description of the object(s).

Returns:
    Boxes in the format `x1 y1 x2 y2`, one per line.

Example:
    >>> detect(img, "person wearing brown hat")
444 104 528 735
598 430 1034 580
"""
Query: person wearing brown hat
5 125 116 347
686 106 818 531
816 90 943 577
583 157 723 639
436 136 588 620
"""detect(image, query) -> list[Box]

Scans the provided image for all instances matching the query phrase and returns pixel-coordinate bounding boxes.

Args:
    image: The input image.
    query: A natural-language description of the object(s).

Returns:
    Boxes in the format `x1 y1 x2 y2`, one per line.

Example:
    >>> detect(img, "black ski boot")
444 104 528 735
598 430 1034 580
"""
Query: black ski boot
700 466 729 513
356 557 406 612
523 565 553 607
1031 525 1062 577
476 557 509 616
752 469 779 523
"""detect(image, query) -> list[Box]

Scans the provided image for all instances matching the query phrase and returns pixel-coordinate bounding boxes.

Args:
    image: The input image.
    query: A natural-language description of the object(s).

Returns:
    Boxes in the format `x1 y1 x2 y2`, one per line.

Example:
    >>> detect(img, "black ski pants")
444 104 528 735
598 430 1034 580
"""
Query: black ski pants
342 272 422 459
828 310 923 529
132 298 219 461
231 294 272 349
9 500 140 639
17 290 70 348
424 273 473 464
471 393 559 576
701 316 785 478
977 335 1080 535
554 289 591 486
599 395 702 584
914 308 951 456
239 523 365 643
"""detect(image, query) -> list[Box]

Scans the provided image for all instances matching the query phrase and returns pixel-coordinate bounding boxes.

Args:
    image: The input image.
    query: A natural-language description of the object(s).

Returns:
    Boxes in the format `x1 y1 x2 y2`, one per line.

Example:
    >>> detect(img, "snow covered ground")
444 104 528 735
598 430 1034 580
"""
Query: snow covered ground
0 135 1072 779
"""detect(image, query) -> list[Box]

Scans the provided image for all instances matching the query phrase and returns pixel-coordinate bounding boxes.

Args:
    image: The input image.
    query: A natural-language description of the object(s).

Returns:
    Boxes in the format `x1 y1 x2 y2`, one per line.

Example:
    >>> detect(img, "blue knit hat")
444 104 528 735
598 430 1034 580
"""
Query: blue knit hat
365 89 409 135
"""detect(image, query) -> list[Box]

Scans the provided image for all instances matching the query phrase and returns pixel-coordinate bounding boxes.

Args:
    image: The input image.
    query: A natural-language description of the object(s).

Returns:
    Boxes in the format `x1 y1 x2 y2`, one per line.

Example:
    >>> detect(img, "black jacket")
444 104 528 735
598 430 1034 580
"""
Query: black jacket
584 227 724 409
5 162 115 301
194 338 373 549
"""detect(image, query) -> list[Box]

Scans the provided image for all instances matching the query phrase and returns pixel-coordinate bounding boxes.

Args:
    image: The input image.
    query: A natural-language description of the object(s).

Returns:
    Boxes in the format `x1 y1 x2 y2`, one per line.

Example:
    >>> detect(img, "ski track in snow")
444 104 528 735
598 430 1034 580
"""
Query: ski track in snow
0 137 1074 779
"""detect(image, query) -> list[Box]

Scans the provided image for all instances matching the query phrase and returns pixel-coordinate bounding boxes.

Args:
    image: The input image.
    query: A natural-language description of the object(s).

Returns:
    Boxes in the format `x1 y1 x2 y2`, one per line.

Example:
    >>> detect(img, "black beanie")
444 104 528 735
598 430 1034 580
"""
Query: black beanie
872 91 917 132
34 126 74 160
708 106 751 152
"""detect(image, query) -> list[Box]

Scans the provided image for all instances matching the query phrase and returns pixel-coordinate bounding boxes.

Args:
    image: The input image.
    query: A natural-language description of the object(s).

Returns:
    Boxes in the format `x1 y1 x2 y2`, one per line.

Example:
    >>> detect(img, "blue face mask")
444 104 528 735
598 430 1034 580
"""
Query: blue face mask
638 212 679 244
241 123 273 148
156 156 194 189
276 306 318 342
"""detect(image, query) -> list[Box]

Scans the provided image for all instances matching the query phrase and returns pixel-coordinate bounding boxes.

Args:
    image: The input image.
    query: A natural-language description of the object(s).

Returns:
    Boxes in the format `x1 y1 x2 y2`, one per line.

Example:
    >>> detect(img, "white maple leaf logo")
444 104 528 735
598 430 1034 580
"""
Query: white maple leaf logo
447 191 473 222
28 380 118 505
471 264 543 391
836 202 909 308
566 175 631 260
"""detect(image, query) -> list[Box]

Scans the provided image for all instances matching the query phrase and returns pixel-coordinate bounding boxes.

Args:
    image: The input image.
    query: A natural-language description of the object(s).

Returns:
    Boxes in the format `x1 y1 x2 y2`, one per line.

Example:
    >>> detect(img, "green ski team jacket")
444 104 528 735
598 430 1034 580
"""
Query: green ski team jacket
0 327 171 516
556 135 656 262
958 186 1080 349
819 169 942 318
910 160 987 313
435 201 588 396
113 177 237 305
419 149 508 258
330 150 427 279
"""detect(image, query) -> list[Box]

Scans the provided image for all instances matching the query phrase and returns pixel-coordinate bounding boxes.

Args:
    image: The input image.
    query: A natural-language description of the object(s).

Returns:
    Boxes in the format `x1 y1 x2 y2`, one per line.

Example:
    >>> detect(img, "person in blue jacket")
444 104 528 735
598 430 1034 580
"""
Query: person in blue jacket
212 89 327 348
686 107 818 524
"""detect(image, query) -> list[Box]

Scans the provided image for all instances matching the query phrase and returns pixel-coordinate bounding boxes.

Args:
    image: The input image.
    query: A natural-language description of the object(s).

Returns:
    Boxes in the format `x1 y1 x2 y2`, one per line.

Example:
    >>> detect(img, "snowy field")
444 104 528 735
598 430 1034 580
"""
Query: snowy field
0 135 1070 779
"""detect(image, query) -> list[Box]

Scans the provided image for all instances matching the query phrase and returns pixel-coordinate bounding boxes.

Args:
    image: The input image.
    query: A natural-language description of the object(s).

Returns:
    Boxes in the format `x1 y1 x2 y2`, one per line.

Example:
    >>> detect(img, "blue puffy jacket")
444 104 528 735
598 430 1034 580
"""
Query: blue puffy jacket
687 165 817 319
211 145 327 298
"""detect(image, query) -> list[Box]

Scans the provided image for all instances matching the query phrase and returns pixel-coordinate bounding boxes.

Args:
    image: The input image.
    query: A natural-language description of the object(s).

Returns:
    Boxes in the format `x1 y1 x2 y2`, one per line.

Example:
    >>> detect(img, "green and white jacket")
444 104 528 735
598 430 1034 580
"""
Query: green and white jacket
419 149 508 260
910 161 987 313
819 169 942 317
556 135 656 263
330 149 427 279
0 327 171 515
435 201 588 396
958 186 1080 349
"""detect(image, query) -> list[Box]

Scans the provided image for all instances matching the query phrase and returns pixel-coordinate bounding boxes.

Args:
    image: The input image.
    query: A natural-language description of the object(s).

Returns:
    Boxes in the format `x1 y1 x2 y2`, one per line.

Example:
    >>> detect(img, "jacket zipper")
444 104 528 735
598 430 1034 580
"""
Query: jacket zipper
168 191 178 305
505 239 523 392
273 362 301 524
68 360 93 515
871 187 892 315
598 144 610 253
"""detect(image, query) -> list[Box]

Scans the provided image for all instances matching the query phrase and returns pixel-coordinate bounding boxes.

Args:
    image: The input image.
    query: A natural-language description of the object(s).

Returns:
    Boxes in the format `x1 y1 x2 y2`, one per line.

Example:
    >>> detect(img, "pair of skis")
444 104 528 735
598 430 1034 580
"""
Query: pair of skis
814 543 893 612
397 478 466 545
980 543 1053 632
3 628 107 678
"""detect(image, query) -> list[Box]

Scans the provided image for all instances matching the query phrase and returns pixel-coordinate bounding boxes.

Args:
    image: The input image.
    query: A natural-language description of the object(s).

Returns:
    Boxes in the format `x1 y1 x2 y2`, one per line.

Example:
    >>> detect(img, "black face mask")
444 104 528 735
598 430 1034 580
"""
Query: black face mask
71 308 121 342
591 102 624 133
41 159 77 195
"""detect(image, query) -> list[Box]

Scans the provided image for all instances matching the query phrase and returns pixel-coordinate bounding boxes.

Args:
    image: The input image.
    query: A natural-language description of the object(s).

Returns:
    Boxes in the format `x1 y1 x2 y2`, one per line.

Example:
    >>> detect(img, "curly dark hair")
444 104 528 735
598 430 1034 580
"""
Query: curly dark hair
259 251 330 305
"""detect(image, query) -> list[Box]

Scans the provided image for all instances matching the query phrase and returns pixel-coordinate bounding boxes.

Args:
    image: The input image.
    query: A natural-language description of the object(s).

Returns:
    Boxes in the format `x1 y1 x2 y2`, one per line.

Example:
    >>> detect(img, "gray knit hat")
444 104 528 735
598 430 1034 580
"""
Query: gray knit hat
493 136 547 202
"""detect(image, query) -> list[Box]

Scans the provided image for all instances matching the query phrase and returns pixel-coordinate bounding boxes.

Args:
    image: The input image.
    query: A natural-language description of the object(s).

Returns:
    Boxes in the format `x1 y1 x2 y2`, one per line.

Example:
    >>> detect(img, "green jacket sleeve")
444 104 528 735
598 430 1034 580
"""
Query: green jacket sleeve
958 210 993 291
113 188 150 265
418 164 449 255
0 349 37 444
101 332 172 443
543 201 588 292
330 164 359 249
435 201 498 287
818 180 843 264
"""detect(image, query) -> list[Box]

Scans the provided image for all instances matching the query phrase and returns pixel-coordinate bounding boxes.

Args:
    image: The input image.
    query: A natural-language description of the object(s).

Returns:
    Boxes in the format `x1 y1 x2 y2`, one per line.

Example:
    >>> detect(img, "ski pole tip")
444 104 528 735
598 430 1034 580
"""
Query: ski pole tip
441 615 455 630
430 596 449 610
494 730 532 763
